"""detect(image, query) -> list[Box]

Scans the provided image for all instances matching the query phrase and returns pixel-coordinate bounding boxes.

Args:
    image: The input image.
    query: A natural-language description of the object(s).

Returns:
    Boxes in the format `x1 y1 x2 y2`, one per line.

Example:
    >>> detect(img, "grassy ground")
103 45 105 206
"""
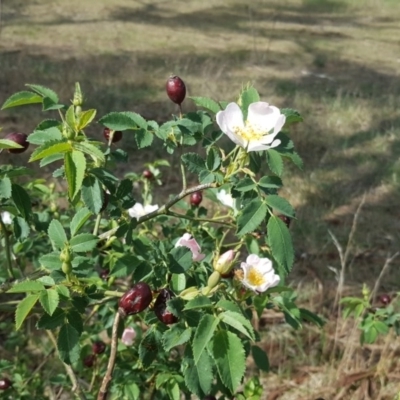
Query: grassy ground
1 0 400 398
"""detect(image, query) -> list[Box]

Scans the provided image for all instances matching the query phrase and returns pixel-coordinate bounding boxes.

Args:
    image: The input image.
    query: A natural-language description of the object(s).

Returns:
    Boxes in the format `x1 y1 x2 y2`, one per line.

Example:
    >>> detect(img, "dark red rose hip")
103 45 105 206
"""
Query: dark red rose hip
143 170 154 179
166 76 186 105
277 214 291 228
83 354 96 368
118 282 153 317
154 288 178 325
190 191 203 207
379 294 391 305
103 127 123 143
92 341 106 355
5 132 29 154
0 377 12 390
203 396 217 400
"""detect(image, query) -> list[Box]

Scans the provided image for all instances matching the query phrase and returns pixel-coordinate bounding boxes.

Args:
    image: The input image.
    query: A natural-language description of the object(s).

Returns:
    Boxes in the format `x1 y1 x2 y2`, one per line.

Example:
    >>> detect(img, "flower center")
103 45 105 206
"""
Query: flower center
247 267 265 287
234 121 265 142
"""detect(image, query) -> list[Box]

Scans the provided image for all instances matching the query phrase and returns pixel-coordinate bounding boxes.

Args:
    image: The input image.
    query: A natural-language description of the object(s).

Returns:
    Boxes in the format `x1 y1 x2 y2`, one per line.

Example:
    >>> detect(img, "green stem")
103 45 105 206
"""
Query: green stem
0 218 15 279
166 210 234 228
93 214 102 236
180 162 187 191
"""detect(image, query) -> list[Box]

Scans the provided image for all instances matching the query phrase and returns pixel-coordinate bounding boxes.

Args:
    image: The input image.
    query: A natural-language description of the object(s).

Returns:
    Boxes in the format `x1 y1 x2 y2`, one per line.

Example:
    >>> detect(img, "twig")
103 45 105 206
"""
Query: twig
370 251 399 303
97 311 121 400
46 330 87 400
165 210 234 228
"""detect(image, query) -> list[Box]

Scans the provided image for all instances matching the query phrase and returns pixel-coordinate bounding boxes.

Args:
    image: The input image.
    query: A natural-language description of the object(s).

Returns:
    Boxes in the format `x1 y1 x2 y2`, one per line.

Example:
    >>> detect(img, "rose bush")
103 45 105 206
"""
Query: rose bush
0 81 323 399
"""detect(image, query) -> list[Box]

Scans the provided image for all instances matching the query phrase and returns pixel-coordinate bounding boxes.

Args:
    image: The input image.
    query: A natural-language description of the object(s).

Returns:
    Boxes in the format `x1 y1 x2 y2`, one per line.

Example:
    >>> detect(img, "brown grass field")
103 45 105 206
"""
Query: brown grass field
1 0 400 398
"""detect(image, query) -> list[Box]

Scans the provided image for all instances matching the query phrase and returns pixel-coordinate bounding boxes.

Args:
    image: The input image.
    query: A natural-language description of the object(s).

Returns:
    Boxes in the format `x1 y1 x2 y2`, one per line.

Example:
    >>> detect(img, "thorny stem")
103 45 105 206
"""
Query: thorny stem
166 210 234 228
0 217 15 279
46 330 87 400
97 311 121 400
98 182 217 241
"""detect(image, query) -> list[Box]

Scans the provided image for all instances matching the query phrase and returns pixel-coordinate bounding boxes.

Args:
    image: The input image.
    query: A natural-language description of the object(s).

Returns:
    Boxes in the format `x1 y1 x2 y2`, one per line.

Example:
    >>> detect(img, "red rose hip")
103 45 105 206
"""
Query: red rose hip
190 191 203 207
143 170 154 179
83 354 96 368
154 288 178 325
0 377 12 390
5 132 29 153
277 214 291 228
379 294 391 305
103 127 123 143
118 282 153 317
166 75 186 105
92 341 106 355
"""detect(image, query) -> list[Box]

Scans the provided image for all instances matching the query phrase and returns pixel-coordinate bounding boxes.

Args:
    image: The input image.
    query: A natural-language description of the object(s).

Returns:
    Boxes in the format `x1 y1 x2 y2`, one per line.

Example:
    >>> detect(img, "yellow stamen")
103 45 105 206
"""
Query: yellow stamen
234 121 265 142
247 267 265 286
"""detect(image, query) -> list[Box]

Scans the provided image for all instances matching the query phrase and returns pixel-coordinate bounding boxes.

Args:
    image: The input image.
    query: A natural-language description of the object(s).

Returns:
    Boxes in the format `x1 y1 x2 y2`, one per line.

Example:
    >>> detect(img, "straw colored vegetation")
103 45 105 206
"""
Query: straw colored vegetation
1 0 400 398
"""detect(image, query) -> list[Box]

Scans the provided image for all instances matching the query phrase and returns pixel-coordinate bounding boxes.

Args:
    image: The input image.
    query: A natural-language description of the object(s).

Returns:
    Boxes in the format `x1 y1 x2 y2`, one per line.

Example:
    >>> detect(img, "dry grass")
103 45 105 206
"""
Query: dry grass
1 0 400 398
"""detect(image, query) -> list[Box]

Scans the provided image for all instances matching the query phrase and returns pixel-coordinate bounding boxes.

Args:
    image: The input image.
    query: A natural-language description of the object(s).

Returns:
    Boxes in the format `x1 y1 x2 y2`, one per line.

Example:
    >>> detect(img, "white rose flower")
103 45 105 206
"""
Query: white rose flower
1 211 13 225
240 254 280 293
216 102 285 152
128 203 158 220
216 189 235 209
121 327 137 346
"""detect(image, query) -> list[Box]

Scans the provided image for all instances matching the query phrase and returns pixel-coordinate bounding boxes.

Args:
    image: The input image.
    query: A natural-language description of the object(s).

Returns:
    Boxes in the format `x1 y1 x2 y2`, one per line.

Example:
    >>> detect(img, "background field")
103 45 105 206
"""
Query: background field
1 0 400 398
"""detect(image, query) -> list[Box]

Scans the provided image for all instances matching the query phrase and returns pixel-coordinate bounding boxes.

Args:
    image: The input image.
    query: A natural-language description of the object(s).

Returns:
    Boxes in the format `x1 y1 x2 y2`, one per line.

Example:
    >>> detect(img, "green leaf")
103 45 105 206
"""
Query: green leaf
0 177 12 199
15 294 40 330
26 84 59 103
183 347 213 397
192 314 219 364
48 220 68 250
14 216 30 240
168 247 193 274
99 111 146 131
211 330 246 393
42 97 64 111
70 233 98 252
28 127 62 145
40 252 62 270
29 140 72 162
190 96 221 113
162 325 192 352
67 310 83 335
0 139 23 150
258 176 282 189
77 109 96 130
184 296 212 311
7 280 45 293
81 176 103 214
219 311 255 341
299 308 325 327
40 153 64 167
39 289 60 316
139 328 161 368
267 216 294 274
240 87 260 120
206 146 221 171
135 128 153 149
251 345 269 372
281 108 303 125
237 198 267 236
70 207 92 237
216 299 242 314
64 150 86 200
181 153 206 174
1 91 42 109
110 255 143 278
171 273 186 292
37 308 66 330
72 142 105 164
11 184 31 220
57 324 80 365
267 149 283 176
65 105 77 131
235 177 257 192
265 195 295 218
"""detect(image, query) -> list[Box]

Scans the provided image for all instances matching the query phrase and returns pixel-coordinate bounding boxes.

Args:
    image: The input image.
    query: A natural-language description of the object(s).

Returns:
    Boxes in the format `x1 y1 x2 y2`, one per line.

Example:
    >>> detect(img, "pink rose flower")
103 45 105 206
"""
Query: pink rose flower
121 327 137 346
175 233 205 262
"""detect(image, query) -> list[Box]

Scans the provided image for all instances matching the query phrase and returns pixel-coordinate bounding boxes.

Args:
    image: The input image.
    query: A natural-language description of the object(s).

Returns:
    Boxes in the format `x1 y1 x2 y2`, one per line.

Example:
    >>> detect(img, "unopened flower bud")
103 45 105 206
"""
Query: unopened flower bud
214 250 235 275
179 286 200 300
207 271 221 291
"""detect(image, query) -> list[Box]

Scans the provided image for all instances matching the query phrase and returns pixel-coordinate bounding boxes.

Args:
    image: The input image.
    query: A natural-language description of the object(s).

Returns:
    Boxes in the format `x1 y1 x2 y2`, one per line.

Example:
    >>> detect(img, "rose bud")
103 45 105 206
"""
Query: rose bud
166 75 186 105
118 282 153 317
143 169 154 179
213 250 235 275
121 327 137 346
6 132 29 153
154 288 178 325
